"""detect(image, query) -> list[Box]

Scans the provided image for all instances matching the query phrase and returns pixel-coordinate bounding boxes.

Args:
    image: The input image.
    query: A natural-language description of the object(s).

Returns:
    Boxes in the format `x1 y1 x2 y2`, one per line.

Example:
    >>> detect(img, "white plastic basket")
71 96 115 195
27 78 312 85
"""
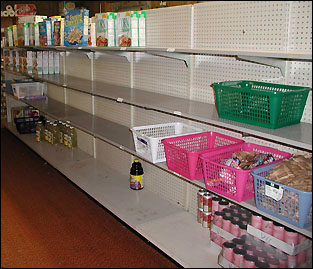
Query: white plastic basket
131 122 203 163
12 82 44 99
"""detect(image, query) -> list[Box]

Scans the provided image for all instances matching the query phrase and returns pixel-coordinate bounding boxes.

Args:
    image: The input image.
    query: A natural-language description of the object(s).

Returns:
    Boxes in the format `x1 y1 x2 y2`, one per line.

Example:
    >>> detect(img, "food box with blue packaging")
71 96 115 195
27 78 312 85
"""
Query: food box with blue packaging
64 9 89 46
39 21 53 46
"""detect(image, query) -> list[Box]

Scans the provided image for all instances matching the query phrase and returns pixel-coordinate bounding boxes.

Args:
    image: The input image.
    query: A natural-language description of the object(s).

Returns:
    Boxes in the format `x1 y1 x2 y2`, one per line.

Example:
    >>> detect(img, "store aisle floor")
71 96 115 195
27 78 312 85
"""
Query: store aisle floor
1 127 180 268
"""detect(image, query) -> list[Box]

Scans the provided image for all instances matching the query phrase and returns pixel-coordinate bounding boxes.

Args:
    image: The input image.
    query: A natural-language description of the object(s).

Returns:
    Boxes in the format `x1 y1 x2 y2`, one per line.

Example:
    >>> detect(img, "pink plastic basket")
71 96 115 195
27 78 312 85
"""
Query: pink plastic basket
200 143 292 202
162 132 244 180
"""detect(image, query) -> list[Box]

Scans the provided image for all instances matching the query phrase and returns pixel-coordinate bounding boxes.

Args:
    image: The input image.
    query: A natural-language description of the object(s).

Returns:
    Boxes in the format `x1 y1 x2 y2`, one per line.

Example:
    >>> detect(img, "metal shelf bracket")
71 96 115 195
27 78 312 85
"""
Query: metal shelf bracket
145 51 190 67
237 55 286 76
65 50 93 60
93 51 131 62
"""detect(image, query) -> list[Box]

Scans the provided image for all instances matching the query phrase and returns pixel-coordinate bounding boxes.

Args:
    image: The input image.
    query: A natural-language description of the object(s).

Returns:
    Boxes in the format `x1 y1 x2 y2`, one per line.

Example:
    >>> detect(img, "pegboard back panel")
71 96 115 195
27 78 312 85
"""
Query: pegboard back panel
132 106 191 127
94 96 131 128
93 54 130 87
145 5 192 48
65 53 91 80
187 183 202 217
140 158 187 210
193 1 290 51
95 138 132 177
47 84 65 103
287 1 312 51
76 128 94 157
66 89 92 114
192 55 283 104
133 52 189 98
285 61 312 124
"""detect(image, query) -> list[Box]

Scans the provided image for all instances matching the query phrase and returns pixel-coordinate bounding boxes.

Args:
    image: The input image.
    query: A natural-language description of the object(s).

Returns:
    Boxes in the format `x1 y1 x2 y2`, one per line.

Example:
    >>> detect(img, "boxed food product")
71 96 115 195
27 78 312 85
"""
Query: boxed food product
49 51 54 74
27 51 33 73
39 20 53 46
24 23 30 46
116 11 134 47
53 20 62 46
6 27 14 46
29 23 35 45
54 52 60 74
14 4 37 16
3 50 9 69
12 25 18 46
17 15 47 24
34 22 40 46
11 106 26 122
37 51 43 74
12 50 17 71
59 1 76 16
32 51 38 75
43 51 49 74
9 50 13 71
88 17 96 46
17 24 25 46
130 11 139 47
138 11 146 47
64 9 89 46
18 49 24 72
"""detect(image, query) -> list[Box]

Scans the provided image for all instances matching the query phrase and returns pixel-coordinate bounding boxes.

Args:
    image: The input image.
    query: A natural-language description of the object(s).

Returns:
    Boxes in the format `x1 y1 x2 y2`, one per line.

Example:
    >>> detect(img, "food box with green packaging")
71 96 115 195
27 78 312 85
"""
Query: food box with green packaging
95 12 117 47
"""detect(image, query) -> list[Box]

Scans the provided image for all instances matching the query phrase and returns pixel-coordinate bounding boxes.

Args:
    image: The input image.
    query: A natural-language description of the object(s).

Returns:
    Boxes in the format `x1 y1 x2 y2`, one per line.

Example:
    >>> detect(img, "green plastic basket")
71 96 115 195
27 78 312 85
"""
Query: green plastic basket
212 80 311 129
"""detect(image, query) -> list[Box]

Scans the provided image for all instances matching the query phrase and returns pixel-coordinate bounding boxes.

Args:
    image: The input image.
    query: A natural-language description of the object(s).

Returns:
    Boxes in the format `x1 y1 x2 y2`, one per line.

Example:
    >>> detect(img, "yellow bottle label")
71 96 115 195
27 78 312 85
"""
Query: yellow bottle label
130 175 143 190
59 132 63 144
64 135 68 146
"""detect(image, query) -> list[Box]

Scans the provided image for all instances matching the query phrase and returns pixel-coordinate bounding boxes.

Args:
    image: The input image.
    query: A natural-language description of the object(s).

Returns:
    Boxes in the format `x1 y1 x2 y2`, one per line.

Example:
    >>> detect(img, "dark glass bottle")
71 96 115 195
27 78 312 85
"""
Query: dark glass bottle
130 159 144 190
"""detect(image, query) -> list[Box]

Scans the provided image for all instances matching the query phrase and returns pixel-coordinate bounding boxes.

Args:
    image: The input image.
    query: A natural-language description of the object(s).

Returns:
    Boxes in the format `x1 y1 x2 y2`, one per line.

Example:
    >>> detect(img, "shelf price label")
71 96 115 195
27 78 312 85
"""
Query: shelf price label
167 48 175 52
265 182 283 201
116 97 124 103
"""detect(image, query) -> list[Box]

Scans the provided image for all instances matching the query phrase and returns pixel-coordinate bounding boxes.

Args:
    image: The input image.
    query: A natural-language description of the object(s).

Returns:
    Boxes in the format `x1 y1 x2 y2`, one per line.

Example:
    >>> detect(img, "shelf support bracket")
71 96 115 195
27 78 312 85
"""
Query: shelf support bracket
93 51 131 62
146 51 190 67
65 50 93 60
237 56 286 76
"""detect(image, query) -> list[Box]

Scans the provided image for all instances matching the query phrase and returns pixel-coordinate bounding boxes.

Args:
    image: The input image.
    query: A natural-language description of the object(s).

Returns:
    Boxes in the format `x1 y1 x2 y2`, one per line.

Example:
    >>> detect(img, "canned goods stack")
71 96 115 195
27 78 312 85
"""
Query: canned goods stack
197 189 212 228
219 233 312 268
210 201 251 247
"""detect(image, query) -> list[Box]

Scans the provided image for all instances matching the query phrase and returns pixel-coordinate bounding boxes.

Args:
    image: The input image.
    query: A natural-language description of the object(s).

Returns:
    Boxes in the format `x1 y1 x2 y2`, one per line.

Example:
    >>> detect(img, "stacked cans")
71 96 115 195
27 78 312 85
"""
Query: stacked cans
221 233 310 268
211 202 251 246
197 189 212 228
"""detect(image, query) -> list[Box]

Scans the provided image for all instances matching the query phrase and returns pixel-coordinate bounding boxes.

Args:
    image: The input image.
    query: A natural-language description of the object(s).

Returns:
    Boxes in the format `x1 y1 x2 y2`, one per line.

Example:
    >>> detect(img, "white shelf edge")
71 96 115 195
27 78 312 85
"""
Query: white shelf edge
2 46 312 60
4 122 221 268
5 93 312 239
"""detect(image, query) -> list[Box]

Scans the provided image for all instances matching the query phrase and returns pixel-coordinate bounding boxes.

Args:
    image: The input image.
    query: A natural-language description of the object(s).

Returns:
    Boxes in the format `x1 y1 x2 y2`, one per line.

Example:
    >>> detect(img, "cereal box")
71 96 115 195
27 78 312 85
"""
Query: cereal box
19 49 24 72
88 17 96 46
3 49 9 69
37 51 43 74
6 27 14 47
138 11 146 47
60 19 65 45
96 13 108 47
116 11 134 47
23 50 27 73
53 20 61 46
39 21 53 46
29 23 35 45
17 15 47 24
130 12 139 47
15 49 20 71
34 22 40 46
24 23 30 46
32 51 38 75
9 50 13 71
64 9 89 46
49 51 54 74
12 50 17 71
27 51 33 73
13 25 18 46
17 24 25 46
43 51 49 74
54 52 60 74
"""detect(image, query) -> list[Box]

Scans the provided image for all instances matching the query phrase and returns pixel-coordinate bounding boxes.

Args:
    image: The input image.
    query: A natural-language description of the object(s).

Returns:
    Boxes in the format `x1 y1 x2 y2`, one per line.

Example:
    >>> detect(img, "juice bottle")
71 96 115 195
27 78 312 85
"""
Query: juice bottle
58 121 63 144
51 123 59 145
44 120 50 141
69 126 77 148
130 159 144 190
63 123 70 147
35 121 45 142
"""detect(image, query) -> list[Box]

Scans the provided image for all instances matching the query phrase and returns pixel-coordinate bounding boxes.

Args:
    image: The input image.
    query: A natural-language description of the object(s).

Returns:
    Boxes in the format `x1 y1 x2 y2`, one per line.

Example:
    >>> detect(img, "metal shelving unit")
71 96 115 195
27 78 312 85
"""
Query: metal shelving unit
5 92 312 238
4 69 312 151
